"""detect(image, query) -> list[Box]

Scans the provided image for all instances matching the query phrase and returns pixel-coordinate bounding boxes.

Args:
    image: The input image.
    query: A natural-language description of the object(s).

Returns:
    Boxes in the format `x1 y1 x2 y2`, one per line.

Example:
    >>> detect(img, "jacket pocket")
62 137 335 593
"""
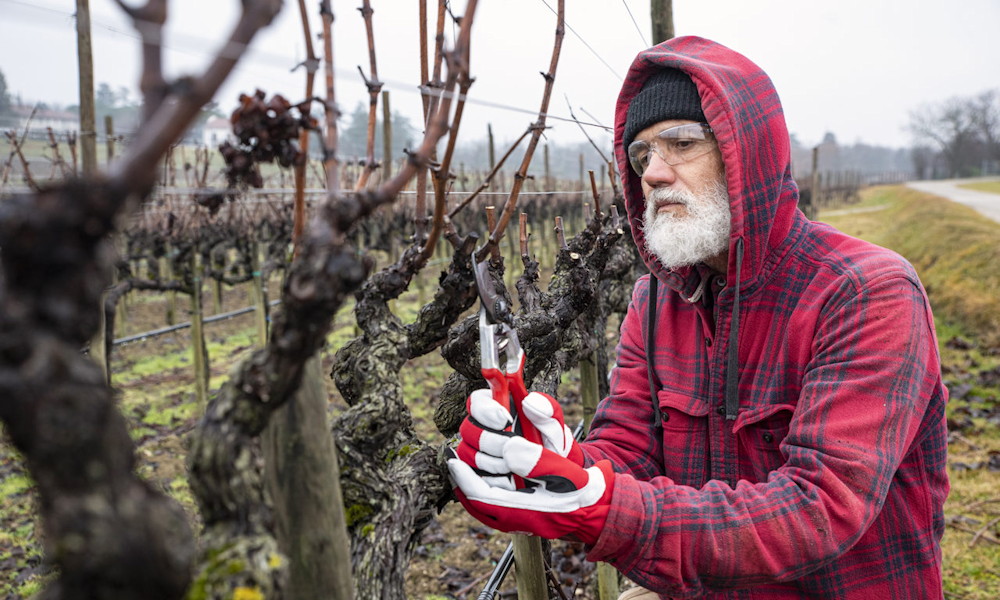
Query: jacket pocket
734 405 793 483
656 390 710 488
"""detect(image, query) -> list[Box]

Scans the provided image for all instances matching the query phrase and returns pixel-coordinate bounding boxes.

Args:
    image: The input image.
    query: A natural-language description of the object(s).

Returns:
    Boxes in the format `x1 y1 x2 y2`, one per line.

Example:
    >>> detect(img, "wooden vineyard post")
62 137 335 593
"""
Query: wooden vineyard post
90 234 129 385
581 352 621 599
75 0 97 176
382 90 392 180
806 146 820 220
115 260 128 337
263 354 355 600
650 0 674 43
190 250 210 405
115 235 129 338
250 242 268 346
513 535 549 600
89 298 109 385
104 115 115 165
209 247 226 315
212 277 224 315
162 255 177 325
258 3 356 595
487 123 497 183
209 248 225 315
505 223 519 289
544 143 552 192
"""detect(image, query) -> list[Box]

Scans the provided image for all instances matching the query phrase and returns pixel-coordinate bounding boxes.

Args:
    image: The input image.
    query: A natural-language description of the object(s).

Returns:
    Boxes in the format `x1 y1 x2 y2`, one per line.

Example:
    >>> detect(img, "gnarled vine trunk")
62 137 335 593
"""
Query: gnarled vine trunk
0 181 197 600
330 240 479 599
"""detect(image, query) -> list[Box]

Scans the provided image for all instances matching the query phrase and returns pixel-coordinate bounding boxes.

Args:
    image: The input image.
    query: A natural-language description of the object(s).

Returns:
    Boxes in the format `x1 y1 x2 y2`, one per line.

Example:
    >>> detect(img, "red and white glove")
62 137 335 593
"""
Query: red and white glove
449 390 613 544
456 389 583 483
447 438 614 544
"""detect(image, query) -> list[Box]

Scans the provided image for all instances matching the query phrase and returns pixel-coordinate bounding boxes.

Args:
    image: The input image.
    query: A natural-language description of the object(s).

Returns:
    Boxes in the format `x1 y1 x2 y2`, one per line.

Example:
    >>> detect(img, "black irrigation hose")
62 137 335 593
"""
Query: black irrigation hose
111 300 281 346
476 420 587 600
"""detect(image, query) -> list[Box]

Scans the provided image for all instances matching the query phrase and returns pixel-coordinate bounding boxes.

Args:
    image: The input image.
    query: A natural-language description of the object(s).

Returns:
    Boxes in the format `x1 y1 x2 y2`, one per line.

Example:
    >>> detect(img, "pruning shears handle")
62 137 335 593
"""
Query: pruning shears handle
478 315 540 445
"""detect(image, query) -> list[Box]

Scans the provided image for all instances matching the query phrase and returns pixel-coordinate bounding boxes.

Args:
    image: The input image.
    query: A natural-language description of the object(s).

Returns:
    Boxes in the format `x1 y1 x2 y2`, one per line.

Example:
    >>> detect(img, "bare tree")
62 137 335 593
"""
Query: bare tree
908 89 1000 177
970 90 1000 164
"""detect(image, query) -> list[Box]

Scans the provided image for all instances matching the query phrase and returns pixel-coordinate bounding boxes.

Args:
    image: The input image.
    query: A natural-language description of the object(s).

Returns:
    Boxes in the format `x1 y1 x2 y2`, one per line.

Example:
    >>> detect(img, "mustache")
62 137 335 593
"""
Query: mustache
647 187 695 206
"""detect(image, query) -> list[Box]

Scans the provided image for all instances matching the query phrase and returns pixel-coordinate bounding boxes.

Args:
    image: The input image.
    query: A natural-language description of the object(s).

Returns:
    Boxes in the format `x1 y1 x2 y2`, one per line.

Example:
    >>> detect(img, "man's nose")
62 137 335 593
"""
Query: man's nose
641 151 678 188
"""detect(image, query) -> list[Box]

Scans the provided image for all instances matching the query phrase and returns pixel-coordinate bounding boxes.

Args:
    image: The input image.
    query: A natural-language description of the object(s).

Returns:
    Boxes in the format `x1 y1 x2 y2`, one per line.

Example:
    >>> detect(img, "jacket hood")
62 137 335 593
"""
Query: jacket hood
615 36 801 295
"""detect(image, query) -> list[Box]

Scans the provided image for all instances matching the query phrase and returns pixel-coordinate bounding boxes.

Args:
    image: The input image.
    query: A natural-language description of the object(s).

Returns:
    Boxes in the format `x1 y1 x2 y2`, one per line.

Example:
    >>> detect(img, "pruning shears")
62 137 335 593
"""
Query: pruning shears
473 259 542 448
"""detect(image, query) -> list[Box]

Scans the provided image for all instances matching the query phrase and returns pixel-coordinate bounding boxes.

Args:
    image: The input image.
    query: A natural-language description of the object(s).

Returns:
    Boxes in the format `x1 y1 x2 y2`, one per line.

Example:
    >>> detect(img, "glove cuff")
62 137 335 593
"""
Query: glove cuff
570 460 615 546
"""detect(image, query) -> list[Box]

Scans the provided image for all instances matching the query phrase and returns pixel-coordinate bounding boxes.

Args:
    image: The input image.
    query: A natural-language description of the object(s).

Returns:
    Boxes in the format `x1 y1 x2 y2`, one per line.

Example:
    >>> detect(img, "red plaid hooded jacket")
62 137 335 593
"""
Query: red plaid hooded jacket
581 37 948 598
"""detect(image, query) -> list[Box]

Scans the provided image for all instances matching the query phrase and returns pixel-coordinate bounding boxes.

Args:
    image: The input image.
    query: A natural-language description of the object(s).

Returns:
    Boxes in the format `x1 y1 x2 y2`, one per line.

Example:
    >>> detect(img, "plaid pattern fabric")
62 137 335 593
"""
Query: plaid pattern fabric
581 37 948 599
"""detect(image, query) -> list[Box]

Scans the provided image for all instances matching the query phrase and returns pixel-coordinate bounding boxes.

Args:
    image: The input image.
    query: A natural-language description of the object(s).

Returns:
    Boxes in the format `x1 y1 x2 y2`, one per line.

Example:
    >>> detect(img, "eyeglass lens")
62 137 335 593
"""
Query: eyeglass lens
628 123 714 176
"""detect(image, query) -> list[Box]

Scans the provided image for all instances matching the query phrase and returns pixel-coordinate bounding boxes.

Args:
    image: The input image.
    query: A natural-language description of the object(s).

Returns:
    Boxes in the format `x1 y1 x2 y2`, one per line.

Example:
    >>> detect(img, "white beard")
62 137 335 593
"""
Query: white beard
642 179 731 269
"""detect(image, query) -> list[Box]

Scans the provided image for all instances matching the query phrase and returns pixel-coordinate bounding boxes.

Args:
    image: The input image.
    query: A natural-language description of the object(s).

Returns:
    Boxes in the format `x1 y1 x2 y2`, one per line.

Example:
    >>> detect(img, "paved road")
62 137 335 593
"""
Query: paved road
906 177 1000 223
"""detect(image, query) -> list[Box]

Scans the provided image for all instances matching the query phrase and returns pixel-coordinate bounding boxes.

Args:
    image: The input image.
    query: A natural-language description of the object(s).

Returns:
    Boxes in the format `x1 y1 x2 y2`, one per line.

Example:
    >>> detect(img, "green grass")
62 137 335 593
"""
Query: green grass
140 401 197 428
116 349 192 383
958 180 1000 195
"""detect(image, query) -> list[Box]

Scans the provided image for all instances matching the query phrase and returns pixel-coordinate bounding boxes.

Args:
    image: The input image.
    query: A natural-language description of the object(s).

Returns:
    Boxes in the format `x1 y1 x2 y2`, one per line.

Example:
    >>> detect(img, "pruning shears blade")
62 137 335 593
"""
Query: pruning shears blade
473 259 509 327
472 259 540 448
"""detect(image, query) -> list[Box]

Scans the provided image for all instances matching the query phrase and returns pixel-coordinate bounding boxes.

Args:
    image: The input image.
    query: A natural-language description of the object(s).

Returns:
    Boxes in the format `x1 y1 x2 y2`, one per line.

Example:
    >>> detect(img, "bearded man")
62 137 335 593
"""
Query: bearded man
448 36 948 599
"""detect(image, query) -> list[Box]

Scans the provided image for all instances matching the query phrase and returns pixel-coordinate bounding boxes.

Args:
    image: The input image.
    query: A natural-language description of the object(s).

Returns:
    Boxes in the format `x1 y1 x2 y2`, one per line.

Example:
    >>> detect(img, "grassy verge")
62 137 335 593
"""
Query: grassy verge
958 180 1000 195
821 187 1000 599
821 186 1000 349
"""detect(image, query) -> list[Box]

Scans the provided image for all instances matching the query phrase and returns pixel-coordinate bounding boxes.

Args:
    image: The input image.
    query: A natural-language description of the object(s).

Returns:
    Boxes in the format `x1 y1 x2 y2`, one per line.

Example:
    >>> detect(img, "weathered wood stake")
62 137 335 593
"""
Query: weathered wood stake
514 535 549 600
382 90 392 180
263 354 355 600
251 243 268 346
190 250 209 405
582 352 621 599
162 255 177 325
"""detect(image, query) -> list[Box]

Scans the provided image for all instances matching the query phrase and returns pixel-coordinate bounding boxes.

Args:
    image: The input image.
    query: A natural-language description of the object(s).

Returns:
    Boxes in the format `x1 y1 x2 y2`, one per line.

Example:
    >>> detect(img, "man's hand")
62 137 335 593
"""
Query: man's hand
456 389 583 477
446 439 614 544
450 388 611 543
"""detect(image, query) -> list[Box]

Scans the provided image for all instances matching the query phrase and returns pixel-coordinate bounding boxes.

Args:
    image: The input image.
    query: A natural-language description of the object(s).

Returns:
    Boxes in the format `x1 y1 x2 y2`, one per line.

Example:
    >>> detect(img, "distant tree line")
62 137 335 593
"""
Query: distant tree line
0 69 11 117
6 63 997 182
908 89 1000 178
789 132 913 182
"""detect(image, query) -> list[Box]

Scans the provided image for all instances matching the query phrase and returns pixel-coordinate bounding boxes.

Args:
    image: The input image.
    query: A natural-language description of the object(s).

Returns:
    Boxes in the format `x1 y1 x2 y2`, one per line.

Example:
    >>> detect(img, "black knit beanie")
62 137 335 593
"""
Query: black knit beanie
624 68 706 149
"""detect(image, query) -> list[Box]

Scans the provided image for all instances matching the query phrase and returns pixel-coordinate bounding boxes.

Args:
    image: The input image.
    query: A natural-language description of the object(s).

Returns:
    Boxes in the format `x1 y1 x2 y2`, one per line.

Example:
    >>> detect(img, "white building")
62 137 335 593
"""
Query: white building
201 117 234 148
3 105 80 138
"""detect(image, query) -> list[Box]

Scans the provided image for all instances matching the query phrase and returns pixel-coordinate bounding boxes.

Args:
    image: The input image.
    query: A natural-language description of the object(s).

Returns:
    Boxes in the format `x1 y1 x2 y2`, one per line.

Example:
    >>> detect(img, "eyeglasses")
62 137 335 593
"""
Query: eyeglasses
627 123 716 176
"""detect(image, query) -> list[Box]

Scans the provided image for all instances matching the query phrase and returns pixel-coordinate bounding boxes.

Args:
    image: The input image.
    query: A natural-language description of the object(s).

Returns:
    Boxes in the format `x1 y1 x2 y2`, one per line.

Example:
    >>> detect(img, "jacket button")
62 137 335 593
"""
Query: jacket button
660 409 670 422
763 432 774 443
705 337 712 347
716 406 726 415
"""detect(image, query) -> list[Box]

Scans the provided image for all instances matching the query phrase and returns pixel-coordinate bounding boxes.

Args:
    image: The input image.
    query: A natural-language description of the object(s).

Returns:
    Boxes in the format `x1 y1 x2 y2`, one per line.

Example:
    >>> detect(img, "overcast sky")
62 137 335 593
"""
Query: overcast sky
2 0 999 151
